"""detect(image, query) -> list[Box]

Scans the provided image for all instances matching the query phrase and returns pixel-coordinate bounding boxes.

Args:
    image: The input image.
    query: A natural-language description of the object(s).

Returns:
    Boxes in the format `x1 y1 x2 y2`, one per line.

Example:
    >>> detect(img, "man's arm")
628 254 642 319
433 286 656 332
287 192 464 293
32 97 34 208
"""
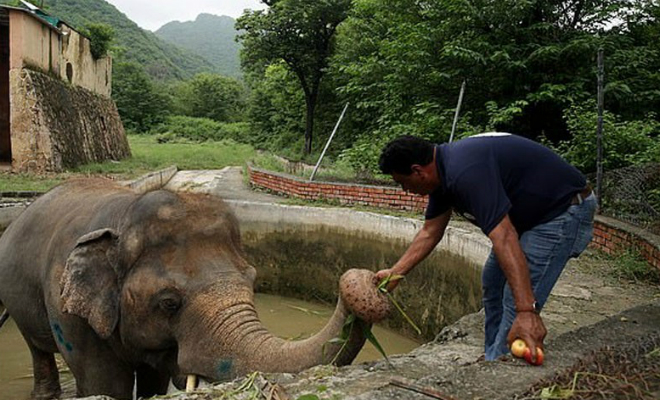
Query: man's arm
375 210 451 291
488 214 546 362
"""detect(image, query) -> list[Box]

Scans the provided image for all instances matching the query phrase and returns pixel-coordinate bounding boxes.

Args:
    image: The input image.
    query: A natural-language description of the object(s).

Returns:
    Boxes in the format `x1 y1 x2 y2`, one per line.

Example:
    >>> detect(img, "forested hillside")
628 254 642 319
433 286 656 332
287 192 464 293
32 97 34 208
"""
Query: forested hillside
8 0 216 80
236 0 660 171
156 14 241 78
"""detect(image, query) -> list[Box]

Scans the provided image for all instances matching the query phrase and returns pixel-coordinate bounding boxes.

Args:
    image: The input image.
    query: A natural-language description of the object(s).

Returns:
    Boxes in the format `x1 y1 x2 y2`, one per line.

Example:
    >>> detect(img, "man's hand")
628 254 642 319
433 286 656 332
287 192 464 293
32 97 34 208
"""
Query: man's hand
507 312 547 364
374 268 402 292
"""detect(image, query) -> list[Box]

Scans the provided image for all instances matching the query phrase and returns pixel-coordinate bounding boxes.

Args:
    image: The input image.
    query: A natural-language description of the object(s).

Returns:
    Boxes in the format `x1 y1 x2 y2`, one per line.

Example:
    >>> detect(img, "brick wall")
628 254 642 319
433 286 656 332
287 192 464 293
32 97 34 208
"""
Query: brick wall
248 166 428 211
248 166 660 270
593 217 660 270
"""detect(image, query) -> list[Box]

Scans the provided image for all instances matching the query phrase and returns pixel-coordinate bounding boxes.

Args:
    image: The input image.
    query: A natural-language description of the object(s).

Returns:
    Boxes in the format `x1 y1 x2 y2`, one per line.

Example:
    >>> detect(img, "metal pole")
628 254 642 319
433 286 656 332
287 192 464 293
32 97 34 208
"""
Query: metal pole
449 80 466 143
596 48 604 209
309 103 349 182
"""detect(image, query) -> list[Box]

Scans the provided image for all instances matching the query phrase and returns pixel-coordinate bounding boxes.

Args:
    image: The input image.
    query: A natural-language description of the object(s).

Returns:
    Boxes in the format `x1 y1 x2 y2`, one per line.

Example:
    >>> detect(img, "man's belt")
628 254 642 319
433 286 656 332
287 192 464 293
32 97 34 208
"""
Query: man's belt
571 185 593 205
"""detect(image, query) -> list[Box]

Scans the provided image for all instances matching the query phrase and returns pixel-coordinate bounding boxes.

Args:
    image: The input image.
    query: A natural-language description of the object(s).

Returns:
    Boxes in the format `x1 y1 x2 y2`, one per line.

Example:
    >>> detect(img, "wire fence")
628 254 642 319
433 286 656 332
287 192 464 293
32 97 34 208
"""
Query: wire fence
594 162 660 235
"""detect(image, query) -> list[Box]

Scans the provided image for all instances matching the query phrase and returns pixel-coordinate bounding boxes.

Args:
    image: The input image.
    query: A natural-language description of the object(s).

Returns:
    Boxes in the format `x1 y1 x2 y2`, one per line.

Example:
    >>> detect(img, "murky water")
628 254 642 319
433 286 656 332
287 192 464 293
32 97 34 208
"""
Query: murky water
0 294 418 400
241 222 483 340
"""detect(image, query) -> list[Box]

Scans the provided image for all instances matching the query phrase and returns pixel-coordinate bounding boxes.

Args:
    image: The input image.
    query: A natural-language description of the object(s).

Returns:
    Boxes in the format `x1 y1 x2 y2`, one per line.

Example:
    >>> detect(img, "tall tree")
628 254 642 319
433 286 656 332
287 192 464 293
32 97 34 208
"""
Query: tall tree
237 0 352 154
112 63 170 132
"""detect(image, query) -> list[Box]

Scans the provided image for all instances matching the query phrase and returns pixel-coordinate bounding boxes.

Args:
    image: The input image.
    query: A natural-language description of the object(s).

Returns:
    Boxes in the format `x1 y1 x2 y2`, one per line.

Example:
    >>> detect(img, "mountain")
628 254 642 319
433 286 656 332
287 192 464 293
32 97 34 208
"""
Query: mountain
6 0 216 81
156 14 241 78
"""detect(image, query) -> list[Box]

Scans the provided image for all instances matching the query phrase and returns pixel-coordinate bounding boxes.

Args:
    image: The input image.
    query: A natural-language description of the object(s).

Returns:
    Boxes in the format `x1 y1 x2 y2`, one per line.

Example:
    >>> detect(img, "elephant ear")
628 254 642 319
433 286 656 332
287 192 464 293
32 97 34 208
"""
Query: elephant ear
60 228 121 339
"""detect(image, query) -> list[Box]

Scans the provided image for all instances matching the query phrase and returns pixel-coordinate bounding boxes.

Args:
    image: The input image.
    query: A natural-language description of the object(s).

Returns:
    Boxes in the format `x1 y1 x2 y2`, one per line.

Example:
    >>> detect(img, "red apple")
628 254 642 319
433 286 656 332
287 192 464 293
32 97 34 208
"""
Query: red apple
523 346 544 366
510 339 544 366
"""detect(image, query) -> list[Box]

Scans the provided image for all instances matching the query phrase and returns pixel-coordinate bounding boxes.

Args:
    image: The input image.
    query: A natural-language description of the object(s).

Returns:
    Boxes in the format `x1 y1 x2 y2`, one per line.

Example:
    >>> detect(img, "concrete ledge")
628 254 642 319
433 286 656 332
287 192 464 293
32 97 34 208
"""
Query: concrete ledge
226 200 491 267
123 165 178 193
164 300 659 400
249 166 660 270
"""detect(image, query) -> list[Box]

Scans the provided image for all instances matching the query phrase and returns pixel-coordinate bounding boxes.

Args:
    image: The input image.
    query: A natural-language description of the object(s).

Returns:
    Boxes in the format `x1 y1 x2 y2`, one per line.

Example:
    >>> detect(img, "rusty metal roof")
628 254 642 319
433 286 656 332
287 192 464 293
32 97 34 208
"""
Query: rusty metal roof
0 4 62 33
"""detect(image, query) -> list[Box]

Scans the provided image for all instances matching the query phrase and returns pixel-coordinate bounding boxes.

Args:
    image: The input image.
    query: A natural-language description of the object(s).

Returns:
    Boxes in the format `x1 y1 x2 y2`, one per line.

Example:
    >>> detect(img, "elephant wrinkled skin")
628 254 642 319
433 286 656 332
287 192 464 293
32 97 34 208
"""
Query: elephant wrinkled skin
0 179 379 399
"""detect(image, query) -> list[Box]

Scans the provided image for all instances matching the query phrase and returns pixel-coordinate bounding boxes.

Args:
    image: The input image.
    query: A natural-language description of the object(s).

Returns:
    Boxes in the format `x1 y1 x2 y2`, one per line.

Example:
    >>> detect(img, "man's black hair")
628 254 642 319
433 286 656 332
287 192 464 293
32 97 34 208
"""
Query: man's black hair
379 135 435 175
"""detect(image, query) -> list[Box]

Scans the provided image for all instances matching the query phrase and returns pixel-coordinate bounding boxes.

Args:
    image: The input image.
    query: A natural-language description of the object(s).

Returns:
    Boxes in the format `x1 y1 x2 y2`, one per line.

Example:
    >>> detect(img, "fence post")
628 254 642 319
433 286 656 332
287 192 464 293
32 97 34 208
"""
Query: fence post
596 48 604 209
310 103 349 182
449 80 466 143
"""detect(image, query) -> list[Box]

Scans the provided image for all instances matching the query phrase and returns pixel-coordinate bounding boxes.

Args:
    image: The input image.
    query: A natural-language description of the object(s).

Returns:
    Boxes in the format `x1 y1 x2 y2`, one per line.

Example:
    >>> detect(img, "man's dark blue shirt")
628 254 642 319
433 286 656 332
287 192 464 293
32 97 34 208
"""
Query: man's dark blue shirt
425 133 587 235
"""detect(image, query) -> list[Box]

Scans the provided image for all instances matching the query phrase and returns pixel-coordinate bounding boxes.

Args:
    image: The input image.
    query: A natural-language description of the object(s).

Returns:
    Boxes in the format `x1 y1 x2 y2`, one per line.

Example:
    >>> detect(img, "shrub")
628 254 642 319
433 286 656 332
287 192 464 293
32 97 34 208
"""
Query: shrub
83 23 115 60
550 101 660 173
150 116 252 143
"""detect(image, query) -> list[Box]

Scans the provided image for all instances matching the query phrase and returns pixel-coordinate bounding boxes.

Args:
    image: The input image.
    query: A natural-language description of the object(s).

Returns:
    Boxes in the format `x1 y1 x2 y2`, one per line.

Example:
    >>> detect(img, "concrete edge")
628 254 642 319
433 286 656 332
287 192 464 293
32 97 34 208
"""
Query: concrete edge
225 200 491 268
122 165 178 194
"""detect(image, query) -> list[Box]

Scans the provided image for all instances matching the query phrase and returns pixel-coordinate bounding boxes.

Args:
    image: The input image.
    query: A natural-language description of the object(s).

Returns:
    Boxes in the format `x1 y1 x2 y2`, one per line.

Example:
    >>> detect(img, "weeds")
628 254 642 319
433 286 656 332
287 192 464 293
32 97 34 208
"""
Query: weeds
609 249 660 284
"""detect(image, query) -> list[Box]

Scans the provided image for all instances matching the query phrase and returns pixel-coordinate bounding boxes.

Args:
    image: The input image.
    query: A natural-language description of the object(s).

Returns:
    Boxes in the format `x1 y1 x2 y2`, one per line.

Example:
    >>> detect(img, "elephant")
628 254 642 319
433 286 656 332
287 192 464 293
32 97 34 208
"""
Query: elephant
0 179 388 400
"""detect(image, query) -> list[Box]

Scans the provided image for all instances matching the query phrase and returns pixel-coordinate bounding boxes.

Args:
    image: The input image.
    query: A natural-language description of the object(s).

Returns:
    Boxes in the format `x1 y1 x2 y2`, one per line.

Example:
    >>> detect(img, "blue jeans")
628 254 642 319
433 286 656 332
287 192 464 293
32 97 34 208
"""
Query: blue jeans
482 194 597 360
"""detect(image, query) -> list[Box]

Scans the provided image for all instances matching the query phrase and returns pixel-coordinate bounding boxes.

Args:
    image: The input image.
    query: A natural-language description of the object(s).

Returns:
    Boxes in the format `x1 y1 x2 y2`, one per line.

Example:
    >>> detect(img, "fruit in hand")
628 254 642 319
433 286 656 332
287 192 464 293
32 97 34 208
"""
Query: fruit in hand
523 346 544 366
510 339 544 366
510 338 528 358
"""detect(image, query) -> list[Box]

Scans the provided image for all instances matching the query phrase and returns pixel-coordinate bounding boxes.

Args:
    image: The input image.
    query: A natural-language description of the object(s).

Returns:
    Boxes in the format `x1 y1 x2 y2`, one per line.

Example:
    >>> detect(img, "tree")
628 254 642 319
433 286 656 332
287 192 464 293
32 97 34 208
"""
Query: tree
237 0 352 154
176 73 247 123
112 62 170 132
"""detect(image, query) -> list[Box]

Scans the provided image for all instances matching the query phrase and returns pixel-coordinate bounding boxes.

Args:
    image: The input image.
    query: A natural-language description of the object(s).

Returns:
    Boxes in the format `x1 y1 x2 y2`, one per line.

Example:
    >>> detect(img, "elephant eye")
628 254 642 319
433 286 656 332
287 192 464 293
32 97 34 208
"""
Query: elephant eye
158 294 182 314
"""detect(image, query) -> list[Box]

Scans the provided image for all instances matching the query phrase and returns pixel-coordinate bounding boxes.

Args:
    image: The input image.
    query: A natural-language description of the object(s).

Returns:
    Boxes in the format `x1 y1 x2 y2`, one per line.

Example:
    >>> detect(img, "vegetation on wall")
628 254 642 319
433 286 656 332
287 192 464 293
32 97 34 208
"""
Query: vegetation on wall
82 22 114 59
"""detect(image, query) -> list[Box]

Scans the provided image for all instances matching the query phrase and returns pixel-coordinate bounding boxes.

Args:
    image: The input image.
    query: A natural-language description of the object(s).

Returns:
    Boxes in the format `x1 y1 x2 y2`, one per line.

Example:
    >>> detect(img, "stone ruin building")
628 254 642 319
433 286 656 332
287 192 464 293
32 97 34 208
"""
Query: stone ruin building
0 1 130 173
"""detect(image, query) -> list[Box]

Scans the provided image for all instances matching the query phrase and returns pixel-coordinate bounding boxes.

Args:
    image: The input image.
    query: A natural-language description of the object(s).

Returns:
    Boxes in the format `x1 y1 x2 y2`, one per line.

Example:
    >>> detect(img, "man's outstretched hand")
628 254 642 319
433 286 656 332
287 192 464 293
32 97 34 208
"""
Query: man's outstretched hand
374 268 402 292
507 311 547 364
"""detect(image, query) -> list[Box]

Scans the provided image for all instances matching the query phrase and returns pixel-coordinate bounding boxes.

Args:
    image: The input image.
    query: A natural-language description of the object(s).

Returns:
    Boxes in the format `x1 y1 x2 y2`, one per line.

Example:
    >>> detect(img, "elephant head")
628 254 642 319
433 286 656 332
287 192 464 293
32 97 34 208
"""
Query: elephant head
58 189 388 387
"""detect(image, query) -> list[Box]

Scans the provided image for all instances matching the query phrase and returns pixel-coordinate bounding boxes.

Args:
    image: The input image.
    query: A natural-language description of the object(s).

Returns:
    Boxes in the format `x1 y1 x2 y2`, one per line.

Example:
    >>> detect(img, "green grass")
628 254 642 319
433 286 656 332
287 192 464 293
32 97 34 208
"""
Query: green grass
250 152 391 186
0 174 68 193
76 135 257 175
0 135 258 193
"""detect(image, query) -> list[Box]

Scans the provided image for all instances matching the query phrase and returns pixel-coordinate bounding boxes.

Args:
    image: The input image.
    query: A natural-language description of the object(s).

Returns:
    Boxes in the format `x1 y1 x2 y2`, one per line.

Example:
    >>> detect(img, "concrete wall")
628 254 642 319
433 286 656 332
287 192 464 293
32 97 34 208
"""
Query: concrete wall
8 11 59 74
60 25 111 97
10 68 129 172
7 9 111 98
227 200 491 268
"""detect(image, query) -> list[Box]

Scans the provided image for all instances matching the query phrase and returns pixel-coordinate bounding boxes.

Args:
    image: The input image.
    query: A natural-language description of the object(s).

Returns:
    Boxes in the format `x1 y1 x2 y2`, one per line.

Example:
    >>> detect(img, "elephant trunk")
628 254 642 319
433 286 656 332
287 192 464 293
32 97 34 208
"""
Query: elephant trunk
177 269 389 383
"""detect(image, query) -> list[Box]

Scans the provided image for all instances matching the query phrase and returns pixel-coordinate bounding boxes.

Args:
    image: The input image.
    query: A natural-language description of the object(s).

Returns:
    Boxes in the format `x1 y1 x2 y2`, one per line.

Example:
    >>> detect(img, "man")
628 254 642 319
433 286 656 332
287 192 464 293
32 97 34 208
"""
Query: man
375 133 596 362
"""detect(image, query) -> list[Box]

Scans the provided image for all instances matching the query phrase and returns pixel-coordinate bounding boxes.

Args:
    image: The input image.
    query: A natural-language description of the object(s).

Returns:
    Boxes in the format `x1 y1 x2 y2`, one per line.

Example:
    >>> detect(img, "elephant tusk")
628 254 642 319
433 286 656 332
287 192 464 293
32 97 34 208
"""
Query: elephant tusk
185 374 197 392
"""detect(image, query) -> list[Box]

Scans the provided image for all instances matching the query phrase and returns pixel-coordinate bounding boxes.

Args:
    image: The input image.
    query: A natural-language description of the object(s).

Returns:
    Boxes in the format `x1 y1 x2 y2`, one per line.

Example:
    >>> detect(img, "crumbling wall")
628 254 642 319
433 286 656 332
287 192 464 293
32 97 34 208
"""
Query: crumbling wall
10 68 129 172
60 25 112 97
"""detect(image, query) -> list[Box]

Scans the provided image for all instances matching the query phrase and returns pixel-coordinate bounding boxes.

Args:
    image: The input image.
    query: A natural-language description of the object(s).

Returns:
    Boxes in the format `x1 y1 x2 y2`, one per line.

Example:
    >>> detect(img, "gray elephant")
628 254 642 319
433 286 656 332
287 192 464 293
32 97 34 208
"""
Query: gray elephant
0 179 386 399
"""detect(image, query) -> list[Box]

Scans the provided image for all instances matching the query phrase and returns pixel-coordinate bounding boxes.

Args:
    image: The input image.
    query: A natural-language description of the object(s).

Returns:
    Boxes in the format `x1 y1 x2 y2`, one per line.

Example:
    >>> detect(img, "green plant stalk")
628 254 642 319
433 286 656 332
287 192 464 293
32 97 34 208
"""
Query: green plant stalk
329 314 355 364
362 324 391 364
387 294 422 335
377 276 422 335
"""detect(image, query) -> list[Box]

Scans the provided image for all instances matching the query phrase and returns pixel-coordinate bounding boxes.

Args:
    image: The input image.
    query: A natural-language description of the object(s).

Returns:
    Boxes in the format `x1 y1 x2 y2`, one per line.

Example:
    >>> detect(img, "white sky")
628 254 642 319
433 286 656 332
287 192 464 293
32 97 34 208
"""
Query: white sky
104 0 268 31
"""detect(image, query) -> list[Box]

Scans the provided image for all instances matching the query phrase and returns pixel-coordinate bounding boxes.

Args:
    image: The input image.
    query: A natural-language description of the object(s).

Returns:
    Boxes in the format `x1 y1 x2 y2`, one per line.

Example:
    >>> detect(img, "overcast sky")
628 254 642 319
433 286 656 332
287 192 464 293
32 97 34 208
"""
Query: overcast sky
104 0 267 31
